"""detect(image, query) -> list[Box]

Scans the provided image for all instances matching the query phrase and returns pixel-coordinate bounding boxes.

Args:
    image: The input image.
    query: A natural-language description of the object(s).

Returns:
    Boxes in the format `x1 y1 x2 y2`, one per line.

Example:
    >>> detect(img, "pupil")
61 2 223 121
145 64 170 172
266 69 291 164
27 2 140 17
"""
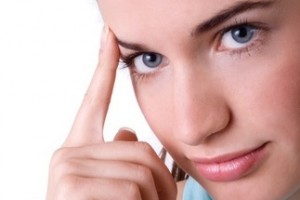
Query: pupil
232 26 253 43
142 53 162 68
238 27 247 37
144 54 156 63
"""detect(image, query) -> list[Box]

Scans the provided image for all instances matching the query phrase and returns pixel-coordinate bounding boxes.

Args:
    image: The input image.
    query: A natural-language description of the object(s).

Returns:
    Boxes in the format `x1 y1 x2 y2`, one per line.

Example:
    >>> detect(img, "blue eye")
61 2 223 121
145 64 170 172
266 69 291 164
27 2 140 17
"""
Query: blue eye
142 53 162 68
133 52 163 74
231 26 255 43
221 25 258 49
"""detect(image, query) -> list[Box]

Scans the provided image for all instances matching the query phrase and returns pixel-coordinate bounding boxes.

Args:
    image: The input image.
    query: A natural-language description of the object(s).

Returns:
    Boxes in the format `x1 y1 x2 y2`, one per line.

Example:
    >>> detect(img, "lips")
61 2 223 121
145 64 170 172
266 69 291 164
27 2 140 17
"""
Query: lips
193 143 268 182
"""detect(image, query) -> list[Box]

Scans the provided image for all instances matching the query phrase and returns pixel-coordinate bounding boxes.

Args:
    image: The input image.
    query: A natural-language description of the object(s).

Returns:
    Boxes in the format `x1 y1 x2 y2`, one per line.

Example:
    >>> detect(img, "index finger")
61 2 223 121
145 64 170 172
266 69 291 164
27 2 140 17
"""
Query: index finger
64 26 120 147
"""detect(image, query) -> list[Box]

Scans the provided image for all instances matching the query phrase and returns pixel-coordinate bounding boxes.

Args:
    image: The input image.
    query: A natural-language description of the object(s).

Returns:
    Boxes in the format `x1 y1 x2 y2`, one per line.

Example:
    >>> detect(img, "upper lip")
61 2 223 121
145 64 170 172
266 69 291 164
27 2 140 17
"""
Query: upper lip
190 143 267 164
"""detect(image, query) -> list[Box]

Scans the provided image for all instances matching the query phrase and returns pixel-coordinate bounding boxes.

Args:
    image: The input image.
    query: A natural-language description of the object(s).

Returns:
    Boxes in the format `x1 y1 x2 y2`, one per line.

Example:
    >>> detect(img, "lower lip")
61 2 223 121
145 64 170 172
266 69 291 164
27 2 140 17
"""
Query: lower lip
194 144 268 182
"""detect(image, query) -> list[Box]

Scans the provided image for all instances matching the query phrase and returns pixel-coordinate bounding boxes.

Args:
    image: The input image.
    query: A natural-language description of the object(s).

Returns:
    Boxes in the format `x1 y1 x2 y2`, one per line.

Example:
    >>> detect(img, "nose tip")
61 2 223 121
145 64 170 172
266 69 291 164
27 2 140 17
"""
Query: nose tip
174 103 231 145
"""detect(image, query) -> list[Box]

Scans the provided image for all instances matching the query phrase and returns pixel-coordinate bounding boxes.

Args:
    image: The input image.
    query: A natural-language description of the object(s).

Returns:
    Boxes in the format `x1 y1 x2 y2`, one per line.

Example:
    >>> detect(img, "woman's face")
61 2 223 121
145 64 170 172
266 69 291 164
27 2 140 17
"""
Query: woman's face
99 0 300 199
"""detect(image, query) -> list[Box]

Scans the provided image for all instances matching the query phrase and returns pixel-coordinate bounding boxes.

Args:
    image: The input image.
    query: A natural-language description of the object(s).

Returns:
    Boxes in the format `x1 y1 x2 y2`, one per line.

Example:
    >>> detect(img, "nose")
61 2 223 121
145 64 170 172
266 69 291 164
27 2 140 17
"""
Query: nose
172 64 231 146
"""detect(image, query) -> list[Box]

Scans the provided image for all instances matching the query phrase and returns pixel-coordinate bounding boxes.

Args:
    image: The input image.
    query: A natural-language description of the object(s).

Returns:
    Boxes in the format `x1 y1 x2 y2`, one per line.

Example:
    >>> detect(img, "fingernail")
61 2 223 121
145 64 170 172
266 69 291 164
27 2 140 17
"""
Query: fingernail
118 127 136 134
115 127 138 141
100 25 109 49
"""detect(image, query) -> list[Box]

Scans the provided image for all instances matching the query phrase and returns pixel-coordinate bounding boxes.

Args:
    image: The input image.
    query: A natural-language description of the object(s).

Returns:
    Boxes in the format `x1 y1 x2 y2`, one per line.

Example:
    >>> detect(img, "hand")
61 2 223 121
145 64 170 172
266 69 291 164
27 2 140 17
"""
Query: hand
46 26 177 200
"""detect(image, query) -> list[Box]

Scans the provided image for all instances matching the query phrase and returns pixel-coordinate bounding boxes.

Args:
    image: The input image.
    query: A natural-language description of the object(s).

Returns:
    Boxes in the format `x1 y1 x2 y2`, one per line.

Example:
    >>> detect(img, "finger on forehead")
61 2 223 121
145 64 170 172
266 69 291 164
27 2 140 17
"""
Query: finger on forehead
64 27 120 147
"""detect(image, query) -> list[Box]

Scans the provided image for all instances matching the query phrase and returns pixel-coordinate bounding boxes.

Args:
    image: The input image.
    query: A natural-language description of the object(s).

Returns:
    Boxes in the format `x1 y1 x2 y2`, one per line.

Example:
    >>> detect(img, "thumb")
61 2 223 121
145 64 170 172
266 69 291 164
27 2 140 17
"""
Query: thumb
114 128 138 142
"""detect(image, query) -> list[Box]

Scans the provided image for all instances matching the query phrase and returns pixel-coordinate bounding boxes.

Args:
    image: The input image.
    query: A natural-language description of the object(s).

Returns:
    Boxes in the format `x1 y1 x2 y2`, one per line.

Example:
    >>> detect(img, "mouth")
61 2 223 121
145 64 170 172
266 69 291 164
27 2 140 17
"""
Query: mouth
192 143 269 182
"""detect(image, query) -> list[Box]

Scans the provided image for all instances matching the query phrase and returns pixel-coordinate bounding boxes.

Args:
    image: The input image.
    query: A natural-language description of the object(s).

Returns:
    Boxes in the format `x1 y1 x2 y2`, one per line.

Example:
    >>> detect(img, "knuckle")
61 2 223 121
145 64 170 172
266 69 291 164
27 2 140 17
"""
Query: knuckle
83 92 94 106
49 148 80 180
135 141 154 154
135 165 152 182
58 176 84 198
123 181 141 200
50 148 69 169
83 90 109 109
55 160 79 178
62 176 80 191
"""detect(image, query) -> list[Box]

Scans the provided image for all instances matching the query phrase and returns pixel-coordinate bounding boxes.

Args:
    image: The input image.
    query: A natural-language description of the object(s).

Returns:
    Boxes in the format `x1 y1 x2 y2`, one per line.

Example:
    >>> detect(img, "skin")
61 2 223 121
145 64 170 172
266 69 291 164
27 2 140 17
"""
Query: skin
47 27 176 200
47 0 300 199
99 0 300 199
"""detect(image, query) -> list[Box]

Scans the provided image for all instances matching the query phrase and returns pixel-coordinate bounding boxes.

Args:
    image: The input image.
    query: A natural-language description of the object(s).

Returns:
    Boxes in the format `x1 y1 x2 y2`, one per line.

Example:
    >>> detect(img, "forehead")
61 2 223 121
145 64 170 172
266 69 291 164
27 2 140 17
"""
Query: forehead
98 0 276 46
98 0 230 39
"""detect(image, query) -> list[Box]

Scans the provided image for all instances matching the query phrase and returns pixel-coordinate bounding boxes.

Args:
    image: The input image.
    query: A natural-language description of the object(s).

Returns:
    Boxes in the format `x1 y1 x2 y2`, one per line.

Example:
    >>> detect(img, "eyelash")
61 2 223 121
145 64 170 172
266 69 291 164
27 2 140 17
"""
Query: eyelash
216 19 269 56
120 52 154 80
121 52 143 68
120 19 269 70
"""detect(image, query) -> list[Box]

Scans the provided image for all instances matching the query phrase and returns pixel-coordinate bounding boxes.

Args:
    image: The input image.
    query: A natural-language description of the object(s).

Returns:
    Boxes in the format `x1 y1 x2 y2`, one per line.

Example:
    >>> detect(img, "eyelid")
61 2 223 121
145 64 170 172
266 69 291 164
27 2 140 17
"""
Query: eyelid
215 21 270 54
121 51 164 68
120 52 143 67
218 21 268 38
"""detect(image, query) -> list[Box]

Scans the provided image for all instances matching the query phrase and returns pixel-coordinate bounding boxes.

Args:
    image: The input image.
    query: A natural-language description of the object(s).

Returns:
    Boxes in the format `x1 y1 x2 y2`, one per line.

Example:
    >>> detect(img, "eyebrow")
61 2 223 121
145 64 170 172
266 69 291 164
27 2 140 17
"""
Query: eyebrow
117 0 275 51
191 0 275 35
117 39 149 52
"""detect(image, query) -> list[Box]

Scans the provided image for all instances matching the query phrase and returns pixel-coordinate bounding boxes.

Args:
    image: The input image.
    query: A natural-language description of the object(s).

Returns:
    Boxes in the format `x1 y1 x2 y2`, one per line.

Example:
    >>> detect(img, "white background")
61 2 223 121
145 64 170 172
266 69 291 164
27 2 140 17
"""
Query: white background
0 0 163 199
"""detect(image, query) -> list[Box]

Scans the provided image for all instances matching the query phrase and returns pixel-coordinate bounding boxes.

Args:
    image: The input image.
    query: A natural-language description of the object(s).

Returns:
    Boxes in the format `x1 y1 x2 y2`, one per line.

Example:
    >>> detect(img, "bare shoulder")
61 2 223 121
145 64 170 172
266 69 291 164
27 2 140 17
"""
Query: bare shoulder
176 180 187 200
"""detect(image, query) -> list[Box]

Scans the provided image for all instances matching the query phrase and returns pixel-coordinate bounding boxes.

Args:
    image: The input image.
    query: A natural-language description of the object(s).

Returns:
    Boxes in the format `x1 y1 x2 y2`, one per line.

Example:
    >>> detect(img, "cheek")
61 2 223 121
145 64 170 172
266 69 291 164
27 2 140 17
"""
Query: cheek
251 58 300 196
245 55 300 144
260 14 300 134
133 81 188 169
131 73 176 145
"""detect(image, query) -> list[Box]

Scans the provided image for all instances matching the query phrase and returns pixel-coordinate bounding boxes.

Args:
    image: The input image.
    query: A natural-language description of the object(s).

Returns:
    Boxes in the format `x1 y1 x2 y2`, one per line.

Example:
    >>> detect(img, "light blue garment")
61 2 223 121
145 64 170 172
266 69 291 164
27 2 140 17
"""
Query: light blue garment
182 177 213 200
